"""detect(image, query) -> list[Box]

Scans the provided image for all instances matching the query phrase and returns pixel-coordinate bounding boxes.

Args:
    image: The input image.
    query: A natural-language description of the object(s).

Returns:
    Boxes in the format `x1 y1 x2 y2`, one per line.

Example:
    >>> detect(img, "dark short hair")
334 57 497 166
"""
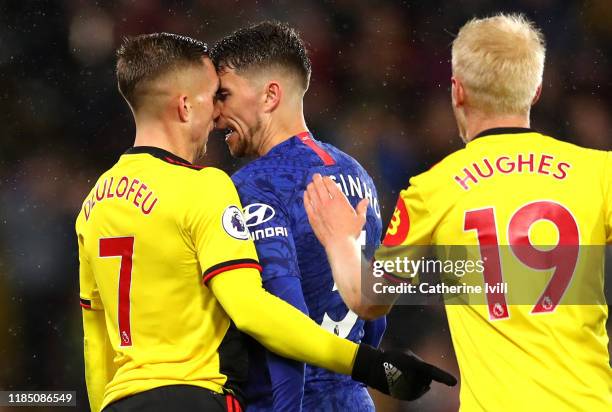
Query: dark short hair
210 21 311 90
116 32 209 110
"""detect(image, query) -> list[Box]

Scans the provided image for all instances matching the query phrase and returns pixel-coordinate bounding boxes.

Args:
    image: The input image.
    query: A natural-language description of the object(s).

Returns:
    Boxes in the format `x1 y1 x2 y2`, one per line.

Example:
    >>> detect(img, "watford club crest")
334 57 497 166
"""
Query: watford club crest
383 197 410 246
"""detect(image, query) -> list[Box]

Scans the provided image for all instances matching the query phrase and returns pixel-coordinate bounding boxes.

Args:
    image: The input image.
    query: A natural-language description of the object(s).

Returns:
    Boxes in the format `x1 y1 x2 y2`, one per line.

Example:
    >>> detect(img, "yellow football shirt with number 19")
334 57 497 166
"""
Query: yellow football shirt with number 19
378 128 612 411
76 146 261 411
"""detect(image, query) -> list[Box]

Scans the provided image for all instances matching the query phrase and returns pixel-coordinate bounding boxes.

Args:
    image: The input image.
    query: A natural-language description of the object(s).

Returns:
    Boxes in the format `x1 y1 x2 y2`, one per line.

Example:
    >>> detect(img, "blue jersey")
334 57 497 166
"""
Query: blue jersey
232 132 384 412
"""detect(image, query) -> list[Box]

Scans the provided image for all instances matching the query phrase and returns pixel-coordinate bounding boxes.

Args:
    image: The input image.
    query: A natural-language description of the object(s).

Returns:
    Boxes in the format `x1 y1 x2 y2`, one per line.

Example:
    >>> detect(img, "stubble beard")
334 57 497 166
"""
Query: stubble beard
229 117 262 158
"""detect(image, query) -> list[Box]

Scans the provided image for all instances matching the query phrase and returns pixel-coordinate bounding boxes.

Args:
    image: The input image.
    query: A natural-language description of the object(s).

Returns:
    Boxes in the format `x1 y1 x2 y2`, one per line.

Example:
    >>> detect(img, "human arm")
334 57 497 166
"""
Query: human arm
304 172 437 318
304 174 392 319
234 177 311 411
210 268 355 373
77 232 115 412
604 152 612 244
263 276 308 411
209 267 456 398
82 308 114 412
197 168 456 399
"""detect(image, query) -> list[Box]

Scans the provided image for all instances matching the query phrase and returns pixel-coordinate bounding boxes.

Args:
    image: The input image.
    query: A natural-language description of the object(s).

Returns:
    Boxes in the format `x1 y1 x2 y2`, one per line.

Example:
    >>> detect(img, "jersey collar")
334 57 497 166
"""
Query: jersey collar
472 127 535 141
264 131 310 157
124 146 205 170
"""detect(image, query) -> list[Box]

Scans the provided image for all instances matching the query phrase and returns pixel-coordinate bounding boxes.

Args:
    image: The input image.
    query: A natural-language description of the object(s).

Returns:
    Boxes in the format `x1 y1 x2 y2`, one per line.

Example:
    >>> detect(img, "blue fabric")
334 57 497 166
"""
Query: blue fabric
264 276 307 412
232 133 384 412
303 381 375 412
362 317 387 348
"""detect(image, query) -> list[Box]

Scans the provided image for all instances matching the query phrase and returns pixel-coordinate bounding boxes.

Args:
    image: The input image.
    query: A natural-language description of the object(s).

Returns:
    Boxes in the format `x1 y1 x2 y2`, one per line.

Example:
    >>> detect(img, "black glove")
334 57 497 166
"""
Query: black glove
352 344 457 401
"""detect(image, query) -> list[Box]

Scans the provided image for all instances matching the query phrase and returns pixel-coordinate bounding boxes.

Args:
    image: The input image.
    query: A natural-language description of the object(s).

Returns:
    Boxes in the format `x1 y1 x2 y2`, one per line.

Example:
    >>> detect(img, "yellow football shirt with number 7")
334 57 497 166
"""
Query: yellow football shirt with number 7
76 147 263 410
378 128 612 411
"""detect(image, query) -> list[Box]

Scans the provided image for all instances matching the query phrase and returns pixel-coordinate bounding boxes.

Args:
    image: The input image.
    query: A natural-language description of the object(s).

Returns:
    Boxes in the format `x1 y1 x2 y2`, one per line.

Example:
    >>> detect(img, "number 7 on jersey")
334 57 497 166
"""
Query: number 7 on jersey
99 236 135 346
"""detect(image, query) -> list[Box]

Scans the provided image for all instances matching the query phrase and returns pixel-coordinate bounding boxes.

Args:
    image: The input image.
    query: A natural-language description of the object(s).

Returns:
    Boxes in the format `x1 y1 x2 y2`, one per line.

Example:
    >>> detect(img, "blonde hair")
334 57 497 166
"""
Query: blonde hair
452 13 546 115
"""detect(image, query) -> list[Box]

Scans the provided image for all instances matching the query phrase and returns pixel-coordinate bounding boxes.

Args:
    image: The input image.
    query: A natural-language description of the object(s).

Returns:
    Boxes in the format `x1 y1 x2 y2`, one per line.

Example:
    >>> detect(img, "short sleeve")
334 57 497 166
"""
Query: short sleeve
381 176 434 248
375 176 434 279
234 179 301 282
186 168 261 285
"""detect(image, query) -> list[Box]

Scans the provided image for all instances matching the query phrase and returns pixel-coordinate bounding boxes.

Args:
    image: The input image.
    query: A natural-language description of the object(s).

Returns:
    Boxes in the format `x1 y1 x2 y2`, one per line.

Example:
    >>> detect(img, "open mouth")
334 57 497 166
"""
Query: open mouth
224 127 237 142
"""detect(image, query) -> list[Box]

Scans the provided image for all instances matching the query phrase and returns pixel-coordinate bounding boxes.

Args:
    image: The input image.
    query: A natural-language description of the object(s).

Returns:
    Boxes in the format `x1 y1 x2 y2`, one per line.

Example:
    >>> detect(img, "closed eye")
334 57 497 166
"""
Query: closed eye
215 90 229 102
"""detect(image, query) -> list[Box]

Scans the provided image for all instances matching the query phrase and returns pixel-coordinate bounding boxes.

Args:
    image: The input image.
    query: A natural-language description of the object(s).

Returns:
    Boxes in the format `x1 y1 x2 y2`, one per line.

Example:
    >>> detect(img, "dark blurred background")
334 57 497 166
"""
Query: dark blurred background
0 0 610 411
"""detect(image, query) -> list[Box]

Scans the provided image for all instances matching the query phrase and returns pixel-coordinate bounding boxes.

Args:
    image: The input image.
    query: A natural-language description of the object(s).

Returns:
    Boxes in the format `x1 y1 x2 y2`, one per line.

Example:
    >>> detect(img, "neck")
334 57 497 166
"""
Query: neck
464 111 530 142
133 116 195 163
257 108 308 156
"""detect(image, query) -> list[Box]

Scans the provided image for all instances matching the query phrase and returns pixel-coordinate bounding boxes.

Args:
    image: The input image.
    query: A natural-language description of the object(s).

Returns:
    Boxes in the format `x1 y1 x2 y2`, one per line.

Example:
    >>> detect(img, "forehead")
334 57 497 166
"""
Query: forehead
217 66 252 89
183 58 219 94
201 58 219 87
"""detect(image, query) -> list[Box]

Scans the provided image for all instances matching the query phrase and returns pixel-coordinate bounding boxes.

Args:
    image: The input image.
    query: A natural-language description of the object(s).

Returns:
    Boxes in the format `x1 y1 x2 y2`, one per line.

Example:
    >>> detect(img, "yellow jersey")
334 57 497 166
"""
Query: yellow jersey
76 146 261 410
379 128 612 411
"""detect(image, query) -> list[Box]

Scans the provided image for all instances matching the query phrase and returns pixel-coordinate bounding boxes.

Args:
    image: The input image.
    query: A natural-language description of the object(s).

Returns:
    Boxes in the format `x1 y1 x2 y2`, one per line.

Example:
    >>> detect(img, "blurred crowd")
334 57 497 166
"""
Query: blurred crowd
0 1 610 411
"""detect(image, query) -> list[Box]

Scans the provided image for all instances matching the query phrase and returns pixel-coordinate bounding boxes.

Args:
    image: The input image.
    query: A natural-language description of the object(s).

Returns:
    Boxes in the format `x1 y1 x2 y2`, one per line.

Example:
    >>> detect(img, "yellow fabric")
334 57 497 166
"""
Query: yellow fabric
606 152 612 244
377 131 612 411
77 153 260 411
210 268 358 376
79 224 114 412
81 308 116 412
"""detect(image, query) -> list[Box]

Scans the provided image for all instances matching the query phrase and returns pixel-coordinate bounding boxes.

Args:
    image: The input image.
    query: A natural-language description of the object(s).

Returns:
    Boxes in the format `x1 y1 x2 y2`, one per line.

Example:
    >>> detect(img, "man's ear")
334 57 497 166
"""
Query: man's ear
263 81 282 113
178 95 190 122
531 84 542 106
451 76 465 108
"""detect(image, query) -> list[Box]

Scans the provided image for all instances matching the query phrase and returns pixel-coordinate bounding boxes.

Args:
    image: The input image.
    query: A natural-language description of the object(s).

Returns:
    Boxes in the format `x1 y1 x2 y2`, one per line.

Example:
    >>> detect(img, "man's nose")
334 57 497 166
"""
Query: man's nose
213 100 222 120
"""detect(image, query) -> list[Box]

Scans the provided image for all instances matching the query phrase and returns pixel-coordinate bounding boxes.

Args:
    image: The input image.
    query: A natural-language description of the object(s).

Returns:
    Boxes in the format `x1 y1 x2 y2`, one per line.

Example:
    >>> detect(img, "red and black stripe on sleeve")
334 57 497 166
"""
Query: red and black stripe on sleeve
80 298 92 309
202 258 262 285
225 393 243 412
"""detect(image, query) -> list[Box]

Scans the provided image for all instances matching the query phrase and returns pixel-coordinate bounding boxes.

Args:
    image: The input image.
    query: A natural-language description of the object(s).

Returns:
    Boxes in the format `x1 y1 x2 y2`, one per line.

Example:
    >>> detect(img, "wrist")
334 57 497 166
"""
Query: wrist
325 236 359 261
351 344 380 383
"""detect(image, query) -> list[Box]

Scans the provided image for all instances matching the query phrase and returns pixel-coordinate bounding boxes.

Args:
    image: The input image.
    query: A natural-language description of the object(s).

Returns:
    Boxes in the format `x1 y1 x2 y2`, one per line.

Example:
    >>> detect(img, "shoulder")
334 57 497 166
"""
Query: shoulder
406 148 464 190
530 134 611 176
606 150 612 166
323 143 362 167
199 166 232 182
232 158 307 202
75 167 114 230
130 156 236 195
232 160 268 183
179 167 240 207
534 132 583 150
182 166 235 190
232 161 276 194
541 133 609 157
320 142 377 181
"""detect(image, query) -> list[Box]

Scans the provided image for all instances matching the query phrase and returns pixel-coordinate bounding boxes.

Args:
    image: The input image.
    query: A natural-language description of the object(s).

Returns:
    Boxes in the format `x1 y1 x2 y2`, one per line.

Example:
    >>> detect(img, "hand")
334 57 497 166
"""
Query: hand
352 344 457 401
304 173 369 248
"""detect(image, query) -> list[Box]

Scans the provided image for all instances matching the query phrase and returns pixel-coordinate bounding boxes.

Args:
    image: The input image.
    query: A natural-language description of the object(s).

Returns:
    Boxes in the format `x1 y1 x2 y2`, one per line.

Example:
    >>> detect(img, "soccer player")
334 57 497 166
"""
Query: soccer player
304 14 612 411
210 22 390 412
77 33 456 412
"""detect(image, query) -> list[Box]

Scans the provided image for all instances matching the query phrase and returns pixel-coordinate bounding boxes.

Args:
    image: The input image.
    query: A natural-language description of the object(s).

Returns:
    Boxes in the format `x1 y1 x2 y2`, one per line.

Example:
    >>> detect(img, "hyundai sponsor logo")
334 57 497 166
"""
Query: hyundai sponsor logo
243 203 275 227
